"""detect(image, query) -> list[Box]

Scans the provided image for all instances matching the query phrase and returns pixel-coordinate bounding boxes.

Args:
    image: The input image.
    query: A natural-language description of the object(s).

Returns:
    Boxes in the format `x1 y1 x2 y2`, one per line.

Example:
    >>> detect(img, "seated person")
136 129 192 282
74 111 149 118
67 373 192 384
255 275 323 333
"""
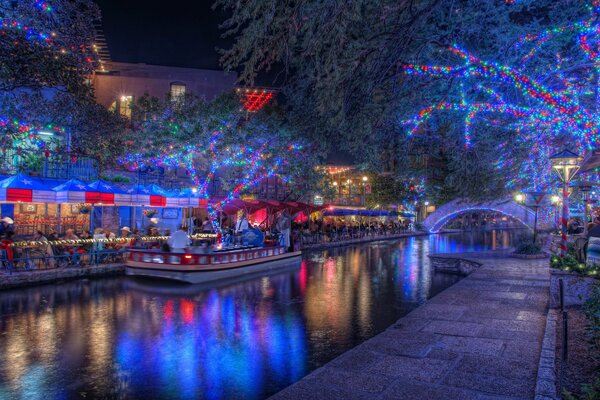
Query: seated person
63 229 80 265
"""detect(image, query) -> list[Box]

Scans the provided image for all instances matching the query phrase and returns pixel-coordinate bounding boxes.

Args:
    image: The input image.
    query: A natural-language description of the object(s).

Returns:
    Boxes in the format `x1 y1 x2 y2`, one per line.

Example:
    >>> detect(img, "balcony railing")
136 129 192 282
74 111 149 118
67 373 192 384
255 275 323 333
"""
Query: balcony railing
0 151 98 181
324 194 365 207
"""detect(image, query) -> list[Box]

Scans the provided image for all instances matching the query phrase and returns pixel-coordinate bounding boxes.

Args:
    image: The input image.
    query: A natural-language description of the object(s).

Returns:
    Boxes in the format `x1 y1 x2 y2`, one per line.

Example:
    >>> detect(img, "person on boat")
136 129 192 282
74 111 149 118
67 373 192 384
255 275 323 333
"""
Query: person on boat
201 218 212 232
168 225 190 253
235 213 249 232
235 212 249 245
276 210 292 251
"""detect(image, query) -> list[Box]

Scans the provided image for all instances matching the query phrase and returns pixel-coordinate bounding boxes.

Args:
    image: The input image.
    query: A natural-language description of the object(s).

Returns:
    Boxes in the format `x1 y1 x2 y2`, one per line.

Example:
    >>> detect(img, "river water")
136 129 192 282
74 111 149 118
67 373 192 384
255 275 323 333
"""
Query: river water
0 230 517 400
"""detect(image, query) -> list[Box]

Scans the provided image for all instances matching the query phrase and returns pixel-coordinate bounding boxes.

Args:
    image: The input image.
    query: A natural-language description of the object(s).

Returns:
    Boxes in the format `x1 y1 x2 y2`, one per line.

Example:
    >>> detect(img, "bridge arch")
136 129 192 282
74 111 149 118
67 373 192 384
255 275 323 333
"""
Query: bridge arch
422 198 551 233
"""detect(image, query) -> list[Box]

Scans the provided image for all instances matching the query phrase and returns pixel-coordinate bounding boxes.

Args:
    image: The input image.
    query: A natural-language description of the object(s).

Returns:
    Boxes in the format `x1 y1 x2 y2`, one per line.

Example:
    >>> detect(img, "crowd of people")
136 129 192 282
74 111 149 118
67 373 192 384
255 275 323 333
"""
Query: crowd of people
293 220 414 245
0 211 416 272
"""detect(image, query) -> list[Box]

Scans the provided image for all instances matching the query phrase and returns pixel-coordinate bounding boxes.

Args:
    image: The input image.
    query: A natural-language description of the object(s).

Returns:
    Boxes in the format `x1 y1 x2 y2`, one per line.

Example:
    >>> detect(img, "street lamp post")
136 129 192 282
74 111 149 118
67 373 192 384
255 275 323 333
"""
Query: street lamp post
551 195 561 228
549 149 583 257
521 190 548 245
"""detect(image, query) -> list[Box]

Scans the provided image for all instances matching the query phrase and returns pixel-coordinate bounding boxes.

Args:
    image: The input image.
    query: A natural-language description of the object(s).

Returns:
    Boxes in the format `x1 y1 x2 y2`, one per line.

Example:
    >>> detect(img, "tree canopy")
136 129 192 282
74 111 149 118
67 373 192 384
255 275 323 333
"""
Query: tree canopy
123 93 325 226
216 0 593 202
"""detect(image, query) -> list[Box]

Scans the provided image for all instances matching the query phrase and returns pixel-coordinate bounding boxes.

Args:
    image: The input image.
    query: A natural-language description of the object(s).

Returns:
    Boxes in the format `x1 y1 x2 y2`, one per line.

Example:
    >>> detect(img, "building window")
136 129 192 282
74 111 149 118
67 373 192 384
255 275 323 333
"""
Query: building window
170 83 186 102
111 95 133 119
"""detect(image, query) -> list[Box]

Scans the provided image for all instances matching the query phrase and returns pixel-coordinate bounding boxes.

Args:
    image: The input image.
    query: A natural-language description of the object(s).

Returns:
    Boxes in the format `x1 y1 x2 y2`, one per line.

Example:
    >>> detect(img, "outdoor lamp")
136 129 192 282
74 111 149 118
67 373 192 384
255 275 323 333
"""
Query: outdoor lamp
549 148 582 257
362 176 368 182
332 181 338 186
522 190 549 244
424 201 430 206
514 193 524 203
549 149 582 184
551 195 560 204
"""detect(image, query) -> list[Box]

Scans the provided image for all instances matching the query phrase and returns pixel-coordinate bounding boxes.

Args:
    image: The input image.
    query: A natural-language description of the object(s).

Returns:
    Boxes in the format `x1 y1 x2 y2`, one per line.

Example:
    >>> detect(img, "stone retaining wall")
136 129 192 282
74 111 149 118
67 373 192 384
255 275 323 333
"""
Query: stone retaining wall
549 269 598 308
428 255 482 275
0 264 125 290
302 232 429 251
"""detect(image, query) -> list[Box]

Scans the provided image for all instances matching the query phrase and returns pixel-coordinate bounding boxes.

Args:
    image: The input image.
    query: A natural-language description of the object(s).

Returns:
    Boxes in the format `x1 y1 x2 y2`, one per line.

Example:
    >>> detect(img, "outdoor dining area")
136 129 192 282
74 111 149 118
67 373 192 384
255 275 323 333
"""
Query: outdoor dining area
0 173 415 274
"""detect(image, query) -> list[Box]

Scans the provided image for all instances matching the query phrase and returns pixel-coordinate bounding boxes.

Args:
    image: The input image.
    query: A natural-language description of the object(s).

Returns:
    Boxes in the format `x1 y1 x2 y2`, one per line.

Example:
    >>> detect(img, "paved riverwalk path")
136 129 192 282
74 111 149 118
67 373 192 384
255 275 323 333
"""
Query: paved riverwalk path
272 254 549 400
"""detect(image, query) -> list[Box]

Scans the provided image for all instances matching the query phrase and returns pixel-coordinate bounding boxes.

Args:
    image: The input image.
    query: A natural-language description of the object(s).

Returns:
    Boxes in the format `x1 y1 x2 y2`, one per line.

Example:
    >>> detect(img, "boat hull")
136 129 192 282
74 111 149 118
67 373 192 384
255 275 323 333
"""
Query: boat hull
126 250 302 284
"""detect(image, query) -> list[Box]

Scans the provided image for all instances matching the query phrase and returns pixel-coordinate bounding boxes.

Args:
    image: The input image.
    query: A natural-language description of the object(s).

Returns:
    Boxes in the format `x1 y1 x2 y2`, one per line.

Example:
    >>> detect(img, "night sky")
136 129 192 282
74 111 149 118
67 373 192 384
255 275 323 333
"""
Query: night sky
95 0 231 71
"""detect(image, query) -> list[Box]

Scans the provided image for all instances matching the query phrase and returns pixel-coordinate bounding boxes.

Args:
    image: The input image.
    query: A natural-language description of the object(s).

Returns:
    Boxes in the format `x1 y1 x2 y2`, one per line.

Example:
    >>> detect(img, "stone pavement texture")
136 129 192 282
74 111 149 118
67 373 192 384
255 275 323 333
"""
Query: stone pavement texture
270 255 550 400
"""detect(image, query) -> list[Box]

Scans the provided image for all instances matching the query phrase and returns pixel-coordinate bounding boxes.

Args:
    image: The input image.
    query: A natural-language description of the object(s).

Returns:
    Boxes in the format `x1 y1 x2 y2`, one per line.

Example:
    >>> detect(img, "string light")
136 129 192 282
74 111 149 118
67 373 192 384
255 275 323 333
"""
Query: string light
402 0 600 191
120 130 303 231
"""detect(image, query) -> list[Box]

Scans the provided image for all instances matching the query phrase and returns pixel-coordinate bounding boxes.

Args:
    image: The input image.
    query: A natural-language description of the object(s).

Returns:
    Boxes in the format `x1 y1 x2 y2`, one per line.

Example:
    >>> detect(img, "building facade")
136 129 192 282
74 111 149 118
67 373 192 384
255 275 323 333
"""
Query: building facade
93 61 237 118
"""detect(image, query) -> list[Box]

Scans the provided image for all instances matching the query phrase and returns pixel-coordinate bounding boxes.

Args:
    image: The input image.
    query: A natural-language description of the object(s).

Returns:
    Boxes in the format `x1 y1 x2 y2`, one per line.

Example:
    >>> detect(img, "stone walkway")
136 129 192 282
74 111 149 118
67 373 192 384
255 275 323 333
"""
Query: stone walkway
271 255 549 400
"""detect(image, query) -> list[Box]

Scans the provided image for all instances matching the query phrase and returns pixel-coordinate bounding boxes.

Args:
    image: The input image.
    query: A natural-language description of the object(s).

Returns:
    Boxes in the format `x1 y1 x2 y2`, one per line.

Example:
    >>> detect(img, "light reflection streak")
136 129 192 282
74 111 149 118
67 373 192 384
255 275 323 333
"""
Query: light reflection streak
0 231 506 399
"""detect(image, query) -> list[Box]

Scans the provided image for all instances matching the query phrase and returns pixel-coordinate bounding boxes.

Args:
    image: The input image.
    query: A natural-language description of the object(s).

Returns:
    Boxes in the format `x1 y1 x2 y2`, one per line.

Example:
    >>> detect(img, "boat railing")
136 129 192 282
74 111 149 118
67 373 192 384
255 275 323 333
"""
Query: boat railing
128 246 288 266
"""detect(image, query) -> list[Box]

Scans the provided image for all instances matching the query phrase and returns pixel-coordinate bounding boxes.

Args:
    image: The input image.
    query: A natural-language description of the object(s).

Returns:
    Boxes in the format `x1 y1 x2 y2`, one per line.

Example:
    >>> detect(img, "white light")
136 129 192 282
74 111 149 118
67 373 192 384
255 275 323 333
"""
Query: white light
424 201 430 206
38 131 54 136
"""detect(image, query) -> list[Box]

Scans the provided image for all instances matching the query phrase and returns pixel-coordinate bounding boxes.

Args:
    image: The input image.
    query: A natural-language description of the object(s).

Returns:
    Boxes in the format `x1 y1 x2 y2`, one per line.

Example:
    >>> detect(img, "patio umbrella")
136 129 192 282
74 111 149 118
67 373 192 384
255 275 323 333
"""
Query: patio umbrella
0 173 56 203
88 180 130 205
53 179 100 203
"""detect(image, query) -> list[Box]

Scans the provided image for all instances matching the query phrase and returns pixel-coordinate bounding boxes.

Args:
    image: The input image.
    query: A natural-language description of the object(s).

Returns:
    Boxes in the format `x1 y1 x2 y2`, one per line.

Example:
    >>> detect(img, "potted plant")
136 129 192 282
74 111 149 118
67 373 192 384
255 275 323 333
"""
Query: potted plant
143 209 159 218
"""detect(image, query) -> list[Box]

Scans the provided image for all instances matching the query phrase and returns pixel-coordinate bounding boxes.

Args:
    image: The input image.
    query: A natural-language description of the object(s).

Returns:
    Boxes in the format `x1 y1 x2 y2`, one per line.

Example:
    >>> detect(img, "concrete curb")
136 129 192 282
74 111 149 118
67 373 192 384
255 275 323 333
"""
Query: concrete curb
535 309 558 400
0 264 125 290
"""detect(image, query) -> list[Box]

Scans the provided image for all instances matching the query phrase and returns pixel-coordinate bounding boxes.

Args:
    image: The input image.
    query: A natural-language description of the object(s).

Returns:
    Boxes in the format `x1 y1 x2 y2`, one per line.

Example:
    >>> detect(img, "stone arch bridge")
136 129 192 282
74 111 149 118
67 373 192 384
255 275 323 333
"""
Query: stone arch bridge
423 198 553 233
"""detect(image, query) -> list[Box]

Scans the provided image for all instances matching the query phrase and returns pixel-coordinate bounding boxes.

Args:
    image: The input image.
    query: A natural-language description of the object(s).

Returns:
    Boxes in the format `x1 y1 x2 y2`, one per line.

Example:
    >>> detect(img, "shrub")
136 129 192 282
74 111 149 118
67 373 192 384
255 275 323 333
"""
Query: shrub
583 283 600 354
515 241 542 255
514 232 542 255
550 255 600 277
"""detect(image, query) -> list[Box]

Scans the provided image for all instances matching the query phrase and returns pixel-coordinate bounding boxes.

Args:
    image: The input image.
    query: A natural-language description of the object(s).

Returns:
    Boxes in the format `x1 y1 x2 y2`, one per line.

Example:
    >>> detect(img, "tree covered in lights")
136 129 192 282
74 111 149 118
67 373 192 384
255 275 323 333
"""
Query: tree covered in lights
0 1 128 169
0 0 100 96
216 0 592 201
122 93 323 228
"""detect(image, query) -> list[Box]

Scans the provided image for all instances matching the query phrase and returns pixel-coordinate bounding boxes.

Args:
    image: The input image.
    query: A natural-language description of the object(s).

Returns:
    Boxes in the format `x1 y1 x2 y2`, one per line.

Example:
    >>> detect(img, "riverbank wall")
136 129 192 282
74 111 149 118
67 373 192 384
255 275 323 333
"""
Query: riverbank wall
0 264 124 290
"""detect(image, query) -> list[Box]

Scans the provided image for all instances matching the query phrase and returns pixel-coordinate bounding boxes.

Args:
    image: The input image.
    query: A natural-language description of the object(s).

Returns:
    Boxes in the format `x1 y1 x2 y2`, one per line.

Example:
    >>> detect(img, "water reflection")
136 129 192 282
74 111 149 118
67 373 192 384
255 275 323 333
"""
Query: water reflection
0 230 516 399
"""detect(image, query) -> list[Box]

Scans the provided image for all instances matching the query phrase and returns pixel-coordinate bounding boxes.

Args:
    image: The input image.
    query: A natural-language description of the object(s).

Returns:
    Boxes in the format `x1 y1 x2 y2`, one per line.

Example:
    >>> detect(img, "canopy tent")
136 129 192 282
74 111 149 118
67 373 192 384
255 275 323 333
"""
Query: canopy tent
322 208 413 217
210 198 268 216
88 180 130 205
145 184 170 207
0 174 56 203
284 201 323 215
53 179 100 203
174 188 209 208
127 184 170 207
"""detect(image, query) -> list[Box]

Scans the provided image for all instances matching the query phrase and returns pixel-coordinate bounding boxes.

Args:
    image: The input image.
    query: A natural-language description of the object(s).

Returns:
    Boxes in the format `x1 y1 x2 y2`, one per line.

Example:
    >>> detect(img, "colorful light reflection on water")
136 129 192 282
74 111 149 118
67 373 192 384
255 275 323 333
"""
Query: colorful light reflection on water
0 230 517 399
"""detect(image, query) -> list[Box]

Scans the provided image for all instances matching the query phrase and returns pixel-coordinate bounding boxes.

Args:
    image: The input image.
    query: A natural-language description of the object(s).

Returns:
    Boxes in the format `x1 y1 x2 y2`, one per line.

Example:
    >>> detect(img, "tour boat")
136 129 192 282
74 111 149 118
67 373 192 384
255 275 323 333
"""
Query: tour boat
125 246 302 284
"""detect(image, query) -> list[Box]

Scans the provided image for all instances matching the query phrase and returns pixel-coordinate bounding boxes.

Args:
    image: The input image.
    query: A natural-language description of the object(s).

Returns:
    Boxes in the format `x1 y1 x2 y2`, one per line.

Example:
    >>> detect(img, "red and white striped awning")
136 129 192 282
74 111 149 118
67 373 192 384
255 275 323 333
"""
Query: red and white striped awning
0 174 56 203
